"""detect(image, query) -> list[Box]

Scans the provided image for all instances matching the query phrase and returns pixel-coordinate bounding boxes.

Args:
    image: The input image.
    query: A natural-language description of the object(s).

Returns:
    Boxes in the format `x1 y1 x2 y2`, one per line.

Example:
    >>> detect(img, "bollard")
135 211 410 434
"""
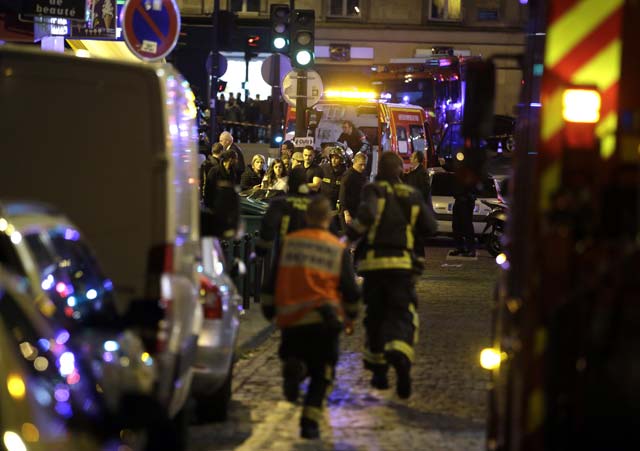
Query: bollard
253 231 262 304
242 233 253 310
232 239 242 288
221 240 231 268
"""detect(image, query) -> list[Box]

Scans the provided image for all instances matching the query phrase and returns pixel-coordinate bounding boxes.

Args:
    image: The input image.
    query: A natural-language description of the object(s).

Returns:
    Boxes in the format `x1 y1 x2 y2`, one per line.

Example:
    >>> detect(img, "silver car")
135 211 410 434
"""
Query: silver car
190 237 241 422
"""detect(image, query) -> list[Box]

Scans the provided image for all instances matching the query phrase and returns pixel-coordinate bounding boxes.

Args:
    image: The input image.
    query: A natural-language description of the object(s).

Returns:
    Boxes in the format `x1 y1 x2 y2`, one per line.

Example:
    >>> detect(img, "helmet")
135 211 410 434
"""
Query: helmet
328 146 345 161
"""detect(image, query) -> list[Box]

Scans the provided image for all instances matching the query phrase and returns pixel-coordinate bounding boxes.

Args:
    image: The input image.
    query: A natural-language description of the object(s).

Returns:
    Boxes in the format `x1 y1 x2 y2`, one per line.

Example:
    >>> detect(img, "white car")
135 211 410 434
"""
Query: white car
428 169 502 235
190 237 241 422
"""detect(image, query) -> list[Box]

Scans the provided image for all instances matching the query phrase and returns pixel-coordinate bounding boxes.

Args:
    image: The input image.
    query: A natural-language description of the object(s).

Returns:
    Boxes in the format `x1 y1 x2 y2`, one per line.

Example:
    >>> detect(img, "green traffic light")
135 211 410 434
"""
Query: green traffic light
295 50 312 66
273 37 287 50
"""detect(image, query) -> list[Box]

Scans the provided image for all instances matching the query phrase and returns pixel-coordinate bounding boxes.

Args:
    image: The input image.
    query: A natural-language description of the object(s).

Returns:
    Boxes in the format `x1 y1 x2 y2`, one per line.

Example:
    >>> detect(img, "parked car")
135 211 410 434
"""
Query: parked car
428 169 502 235
0 44 203 444
486 114 516 152
190 237 241 422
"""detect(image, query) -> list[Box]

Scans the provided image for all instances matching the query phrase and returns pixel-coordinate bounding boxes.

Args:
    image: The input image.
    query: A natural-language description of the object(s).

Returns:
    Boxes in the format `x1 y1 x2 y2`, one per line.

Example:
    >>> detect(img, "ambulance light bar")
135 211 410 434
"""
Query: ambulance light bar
562 88 601 123
324 89 377 100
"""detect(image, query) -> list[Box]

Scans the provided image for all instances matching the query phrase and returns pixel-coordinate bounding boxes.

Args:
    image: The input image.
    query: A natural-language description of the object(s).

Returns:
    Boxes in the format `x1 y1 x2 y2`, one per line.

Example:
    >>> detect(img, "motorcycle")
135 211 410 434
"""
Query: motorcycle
481 199 508 257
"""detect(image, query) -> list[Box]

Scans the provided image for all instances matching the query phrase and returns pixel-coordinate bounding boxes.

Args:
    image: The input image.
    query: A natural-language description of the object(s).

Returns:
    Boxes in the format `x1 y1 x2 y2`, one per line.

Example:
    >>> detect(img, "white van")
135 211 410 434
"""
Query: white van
0 44 201 433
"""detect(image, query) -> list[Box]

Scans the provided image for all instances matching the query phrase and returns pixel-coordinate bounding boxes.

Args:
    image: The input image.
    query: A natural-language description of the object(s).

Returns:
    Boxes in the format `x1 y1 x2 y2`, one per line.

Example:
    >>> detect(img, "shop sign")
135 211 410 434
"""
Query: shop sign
71 0 119 40
34 16 69 39
22 0 87 21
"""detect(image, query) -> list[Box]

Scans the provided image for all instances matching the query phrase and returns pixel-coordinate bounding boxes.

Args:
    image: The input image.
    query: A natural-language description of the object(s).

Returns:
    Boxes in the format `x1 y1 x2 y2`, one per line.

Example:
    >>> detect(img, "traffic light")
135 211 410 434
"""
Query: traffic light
290 9 315 69
215 80 227 93
270 4 290 53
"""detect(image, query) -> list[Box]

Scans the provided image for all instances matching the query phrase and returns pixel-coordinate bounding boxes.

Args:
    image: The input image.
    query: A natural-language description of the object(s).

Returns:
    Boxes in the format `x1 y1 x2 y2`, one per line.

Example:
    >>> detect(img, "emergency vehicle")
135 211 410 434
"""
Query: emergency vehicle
370 50 477 139
285 89 433 174
474 1 640 450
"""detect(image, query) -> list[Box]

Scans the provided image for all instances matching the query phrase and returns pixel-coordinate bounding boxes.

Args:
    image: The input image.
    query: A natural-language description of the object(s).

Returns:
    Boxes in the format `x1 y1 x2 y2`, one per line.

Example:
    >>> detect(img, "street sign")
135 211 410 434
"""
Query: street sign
293 137 314 147
281 70 323 107
261 54 292 86
205 52 228 78
122 0 181 62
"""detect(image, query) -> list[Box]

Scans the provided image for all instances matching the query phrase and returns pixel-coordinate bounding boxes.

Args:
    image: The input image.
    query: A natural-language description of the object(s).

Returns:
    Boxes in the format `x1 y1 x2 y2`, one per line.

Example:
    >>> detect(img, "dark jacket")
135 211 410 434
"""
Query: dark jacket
402 165 431 204
200 155 220 199
202 163 239 239
338 128 371 155
240 166 264 191
348 180 437 273
230 142 245 184
339 167 367 216
256 194 311 257
319 163 346 209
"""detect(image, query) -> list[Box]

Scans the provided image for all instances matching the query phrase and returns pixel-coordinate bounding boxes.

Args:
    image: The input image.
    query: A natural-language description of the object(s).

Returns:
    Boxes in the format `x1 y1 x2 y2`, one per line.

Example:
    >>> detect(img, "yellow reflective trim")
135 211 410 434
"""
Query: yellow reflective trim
302 406 323 422
367 198 386 244
545 0 623 69
527 388 545 433
541 88 565 143
322 178 331 183
358 251 412 271
409 303 419 345
363 350 387 364
596 112 618 160
279 215 291 243
385 340 415 362
538 161 561 212
571 39 621 90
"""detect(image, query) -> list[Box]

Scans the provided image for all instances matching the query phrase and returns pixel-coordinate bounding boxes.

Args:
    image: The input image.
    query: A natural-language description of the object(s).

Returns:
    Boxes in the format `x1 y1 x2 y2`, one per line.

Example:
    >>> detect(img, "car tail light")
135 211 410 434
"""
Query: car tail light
199 275 222 320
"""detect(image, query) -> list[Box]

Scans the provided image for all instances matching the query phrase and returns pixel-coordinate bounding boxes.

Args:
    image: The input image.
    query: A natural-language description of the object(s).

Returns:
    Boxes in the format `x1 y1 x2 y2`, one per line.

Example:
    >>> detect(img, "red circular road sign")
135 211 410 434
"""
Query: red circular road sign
122 0 181 62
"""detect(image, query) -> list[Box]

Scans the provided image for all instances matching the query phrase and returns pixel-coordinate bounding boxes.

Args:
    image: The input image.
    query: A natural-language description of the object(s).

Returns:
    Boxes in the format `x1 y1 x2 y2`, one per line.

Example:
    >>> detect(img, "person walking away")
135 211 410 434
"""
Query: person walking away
347 152 437 399
262 158 289 192
402 151 432 206
219 131 245 185
449 165 478 258
338 120 372 176
240 154 266 191
200 142 224 199
339 151 368 229
261 195 361 439
202 149 239 239
303 146 323 192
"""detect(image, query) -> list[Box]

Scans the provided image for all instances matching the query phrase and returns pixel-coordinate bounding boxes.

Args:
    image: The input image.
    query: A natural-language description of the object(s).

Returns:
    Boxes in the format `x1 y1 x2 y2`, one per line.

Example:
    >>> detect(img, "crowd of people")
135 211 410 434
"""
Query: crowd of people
212 92 282 143
199 127 441 441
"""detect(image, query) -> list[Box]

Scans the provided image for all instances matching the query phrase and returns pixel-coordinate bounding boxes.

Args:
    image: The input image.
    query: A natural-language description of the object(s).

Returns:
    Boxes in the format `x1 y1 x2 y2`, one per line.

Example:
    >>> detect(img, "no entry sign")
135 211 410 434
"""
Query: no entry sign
122 0 181 62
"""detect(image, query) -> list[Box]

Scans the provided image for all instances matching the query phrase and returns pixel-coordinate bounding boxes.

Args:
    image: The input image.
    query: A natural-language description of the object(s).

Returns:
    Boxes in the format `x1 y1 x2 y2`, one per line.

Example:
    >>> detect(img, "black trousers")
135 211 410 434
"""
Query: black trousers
452 195 476 252
279 324 339 423
362 271 419 373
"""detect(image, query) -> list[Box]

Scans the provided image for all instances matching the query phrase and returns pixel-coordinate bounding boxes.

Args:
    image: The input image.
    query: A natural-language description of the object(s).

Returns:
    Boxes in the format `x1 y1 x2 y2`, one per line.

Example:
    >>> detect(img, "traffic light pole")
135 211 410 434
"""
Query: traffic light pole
209 0 221 146
269 53 281 149
295 69 307 139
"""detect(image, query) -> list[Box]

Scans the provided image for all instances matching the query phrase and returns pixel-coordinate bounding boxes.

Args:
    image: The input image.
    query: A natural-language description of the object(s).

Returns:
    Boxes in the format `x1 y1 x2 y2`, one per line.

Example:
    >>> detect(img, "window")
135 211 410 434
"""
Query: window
430 0 462 21
229 0 260 13
397 126 409 154
329 0 361 17
409 125 426 152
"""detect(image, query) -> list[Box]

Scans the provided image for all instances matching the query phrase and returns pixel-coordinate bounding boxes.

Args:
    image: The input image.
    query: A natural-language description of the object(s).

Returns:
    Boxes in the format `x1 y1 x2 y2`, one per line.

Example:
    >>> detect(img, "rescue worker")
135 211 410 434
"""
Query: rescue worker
201 149 240 239
303 145 323 192
339 151 368 227
255 166 310 257
320 146 347 212
337 120 372 176
261 195 360 439
347 151 437 399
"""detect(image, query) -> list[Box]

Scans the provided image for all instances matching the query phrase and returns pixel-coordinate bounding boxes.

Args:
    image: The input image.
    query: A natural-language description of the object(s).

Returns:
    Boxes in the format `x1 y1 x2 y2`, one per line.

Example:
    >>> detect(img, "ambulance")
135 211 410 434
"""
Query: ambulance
285 89 435 175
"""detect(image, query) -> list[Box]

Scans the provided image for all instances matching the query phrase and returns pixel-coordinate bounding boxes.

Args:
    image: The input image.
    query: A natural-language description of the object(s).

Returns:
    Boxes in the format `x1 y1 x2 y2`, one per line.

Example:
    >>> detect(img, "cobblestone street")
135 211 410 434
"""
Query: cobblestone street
190 244 498 451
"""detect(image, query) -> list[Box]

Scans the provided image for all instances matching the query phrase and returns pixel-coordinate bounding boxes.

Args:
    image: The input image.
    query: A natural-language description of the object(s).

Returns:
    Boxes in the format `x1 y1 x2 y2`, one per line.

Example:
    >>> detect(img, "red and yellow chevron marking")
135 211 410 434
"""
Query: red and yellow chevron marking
539 0 624 210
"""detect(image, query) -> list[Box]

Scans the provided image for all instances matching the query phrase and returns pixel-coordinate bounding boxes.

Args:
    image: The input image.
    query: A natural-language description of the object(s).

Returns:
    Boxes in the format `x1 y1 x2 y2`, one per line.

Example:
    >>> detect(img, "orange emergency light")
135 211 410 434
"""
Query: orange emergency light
562 87 601 150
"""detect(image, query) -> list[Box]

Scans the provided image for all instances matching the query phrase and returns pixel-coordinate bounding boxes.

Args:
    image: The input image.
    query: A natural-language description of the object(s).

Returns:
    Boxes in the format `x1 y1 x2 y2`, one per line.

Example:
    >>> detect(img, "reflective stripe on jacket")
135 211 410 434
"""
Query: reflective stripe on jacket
275 228 346 328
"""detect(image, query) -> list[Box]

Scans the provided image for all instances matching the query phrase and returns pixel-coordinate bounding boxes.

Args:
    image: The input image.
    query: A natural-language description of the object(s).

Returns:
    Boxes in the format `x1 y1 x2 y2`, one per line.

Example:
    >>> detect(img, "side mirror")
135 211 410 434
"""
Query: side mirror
462 60 496 139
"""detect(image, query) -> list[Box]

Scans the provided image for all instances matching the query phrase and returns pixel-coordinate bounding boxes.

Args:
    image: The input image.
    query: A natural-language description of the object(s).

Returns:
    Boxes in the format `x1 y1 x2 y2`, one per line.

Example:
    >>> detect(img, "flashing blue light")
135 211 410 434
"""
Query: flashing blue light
55 329 70 345
66 296 77 307
402 95 410 104
55 401 73 418
86 289 98 300
37 338 51 351
41 274 54 290
103 340 119 352
59 351 75 376
274 135 283 144
64 228 80 241
103 279 113 291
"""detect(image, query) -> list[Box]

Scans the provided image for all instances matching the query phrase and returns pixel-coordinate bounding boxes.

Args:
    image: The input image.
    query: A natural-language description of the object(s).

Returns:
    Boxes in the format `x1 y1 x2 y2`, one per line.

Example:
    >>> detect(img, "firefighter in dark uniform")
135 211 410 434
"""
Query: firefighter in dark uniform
256 166 311 257
319 146 347 233
261 196 360 439
348 151 437 399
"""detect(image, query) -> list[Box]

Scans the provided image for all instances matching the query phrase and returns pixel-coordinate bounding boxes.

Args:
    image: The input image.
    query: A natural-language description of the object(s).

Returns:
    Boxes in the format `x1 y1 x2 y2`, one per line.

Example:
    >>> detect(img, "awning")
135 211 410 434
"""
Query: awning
66 39 140 62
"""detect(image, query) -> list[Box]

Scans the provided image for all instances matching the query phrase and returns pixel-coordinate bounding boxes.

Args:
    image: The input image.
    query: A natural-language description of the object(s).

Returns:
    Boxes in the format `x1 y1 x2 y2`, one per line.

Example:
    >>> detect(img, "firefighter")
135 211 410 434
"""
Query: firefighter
348 151 437 398
261 195 360 439
338 120 372 176
320 146 347 234
255 166 311 257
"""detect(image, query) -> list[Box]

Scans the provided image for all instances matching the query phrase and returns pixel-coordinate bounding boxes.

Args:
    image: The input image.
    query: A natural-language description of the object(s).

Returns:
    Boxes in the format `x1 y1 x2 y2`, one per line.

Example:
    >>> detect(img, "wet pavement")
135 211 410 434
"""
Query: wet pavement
189 243 498 451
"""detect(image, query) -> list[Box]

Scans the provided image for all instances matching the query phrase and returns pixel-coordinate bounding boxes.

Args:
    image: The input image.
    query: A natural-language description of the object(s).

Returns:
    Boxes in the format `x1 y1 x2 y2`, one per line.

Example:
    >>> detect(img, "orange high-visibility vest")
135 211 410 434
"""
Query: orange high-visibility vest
275 228 345 328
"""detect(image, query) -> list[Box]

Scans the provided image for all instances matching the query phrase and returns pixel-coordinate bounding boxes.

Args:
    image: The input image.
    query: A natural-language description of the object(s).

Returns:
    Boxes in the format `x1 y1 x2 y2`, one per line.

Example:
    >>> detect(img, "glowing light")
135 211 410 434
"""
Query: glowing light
41 274 54 291
58 351 75 376
19 342 37 360
103 279 113 291
33 386 52 406
63 228 80 241
495 253 507 265
55 329 70 345
54 386 70 402
86 289 98 300
66 296 76 307
455 152 465 161
10 231 22 244
3 431 27 451
103 352 114 363
103 340 119 352
7 374 26 400
480 348 504 370
402 95 409 103
55 282 68 296
354 6 360 13
0 218 7 231
34 356 49 371
324 89 377 100
274 135 283 144
55 401 72 418
273 37 286 50
141 352 153 366
37 338 50 351
295 50 312 67
75 49 91 58
66 371 81 385
562 88 601 123
21 423 39 443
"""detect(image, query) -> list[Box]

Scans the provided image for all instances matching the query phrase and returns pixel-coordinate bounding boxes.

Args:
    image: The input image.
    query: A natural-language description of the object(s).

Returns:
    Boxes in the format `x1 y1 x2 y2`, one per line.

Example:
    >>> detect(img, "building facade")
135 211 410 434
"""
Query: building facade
177 0 527 115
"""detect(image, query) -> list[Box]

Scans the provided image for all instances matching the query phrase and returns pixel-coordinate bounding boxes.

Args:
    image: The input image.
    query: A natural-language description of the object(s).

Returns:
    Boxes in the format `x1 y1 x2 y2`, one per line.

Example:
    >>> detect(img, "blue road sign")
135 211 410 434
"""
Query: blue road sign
122 0 180 62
